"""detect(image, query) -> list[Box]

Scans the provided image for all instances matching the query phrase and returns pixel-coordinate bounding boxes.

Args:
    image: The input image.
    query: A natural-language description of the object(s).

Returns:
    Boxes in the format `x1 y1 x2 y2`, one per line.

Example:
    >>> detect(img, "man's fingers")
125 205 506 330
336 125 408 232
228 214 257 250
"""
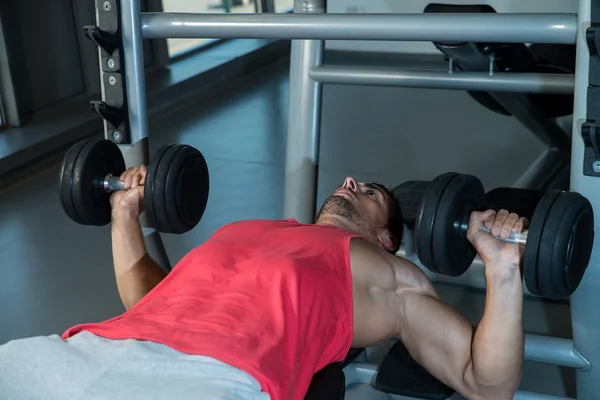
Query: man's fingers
467 210 495 239
132 173 140 188
501 212 519 239
120 167 132 181
513 217 529 232
139 165 147 185
470 209 495 230
483 213 495 230
124 167 140 189
118 166 147 189
491 209 509 237
472 209 495 222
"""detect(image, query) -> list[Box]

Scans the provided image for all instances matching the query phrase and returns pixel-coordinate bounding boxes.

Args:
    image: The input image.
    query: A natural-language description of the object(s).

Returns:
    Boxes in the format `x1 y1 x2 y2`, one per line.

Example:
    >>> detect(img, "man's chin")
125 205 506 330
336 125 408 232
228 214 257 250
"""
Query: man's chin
323 195 351 209
317 195 356 220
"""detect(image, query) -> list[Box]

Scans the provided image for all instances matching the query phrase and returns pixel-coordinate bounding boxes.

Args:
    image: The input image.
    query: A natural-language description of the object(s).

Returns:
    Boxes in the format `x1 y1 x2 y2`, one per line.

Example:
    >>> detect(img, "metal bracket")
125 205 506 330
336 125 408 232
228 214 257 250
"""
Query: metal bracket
581 122 600 176
582 86 600 176
586 27 600 87
583 3 600 176
83 0 130 144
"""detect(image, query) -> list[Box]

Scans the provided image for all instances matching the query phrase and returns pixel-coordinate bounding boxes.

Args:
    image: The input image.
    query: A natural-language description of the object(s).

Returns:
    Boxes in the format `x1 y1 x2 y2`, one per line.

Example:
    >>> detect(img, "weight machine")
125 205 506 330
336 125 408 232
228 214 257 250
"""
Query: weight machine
82 0 600 398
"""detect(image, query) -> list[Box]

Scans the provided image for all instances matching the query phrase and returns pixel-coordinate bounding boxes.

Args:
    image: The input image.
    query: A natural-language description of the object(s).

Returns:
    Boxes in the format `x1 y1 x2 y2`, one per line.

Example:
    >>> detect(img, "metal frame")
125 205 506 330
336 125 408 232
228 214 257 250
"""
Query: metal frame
309 67 575 94
0 80 4 127
569 0 599 397
139 12 577 43
0 10 19 127
111 0 171 270
102 0 598 397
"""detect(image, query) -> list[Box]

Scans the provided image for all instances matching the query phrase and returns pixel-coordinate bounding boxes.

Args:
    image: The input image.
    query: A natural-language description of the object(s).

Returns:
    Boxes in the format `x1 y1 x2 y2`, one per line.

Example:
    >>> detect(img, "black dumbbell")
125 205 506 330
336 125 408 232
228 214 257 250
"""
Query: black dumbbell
58 138 209 234
413 172 594 299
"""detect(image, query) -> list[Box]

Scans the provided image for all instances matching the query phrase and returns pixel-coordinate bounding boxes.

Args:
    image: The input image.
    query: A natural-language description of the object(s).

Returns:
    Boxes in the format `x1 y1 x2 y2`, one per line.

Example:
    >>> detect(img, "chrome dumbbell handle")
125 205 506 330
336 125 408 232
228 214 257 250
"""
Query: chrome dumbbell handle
103 174 126 192
457 220 528 246
481 226 528 246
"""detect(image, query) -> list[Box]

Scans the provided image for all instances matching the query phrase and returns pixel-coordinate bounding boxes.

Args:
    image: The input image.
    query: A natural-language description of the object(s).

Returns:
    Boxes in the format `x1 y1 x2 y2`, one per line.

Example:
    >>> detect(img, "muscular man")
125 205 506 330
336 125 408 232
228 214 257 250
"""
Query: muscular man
0 166 525 400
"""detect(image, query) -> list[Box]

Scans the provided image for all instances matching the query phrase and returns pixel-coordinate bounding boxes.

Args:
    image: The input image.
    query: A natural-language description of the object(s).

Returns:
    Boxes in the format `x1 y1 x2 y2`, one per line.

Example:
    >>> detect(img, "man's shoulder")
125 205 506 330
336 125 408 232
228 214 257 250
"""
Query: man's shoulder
349 240 435 292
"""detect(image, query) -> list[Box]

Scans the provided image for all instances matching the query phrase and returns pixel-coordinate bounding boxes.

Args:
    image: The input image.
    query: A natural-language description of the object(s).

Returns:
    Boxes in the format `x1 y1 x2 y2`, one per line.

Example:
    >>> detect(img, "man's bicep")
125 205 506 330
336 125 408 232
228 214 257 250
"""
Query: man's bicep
398 286 477 396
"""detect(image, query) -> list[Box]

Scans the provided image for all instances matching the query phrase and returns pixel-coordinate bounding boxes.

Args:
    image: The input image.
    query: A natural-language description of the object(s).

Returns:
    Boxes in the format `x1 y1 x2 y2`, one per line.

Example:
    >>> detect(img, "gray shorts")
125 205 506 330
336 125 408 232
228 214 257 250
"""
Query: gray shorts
0 331 270 400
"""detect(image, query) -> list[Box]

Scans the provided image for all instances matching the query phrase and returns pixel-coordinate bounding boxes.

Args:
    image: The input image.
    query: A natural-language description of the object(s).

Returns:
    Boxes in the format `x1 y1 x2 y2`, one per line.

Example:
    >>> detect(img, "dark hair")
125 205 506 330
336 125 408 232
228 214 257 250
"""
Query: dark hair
372 183 404 253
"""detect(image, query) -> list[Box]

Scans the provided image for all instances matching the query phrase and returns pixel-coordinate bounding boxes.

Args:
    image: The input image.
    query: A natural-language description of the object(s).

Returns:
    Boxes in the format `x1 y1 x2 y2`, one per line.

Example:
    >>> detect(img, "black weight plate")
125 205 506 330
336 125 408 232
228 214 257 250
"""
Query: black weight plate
144 144 174 232
523 190 562 297
149 144 193 234
72 139 126 226
415 173 460 274
554 194 594 297
538 192 594 299
154 145 184 233
537 192 579 298
537 192 577 298
432 174 486 277
58 139 92 225
563 197 594 295
164 145 209 234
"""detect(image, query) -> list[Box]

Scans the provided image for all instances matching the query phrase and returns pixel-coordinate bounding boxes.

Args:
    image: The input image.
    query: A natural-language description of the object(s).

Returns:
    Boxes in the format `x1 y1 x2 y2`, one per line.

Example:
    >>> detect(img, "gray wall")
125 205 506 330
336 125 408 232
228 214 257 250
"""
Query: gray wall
9 0 85 115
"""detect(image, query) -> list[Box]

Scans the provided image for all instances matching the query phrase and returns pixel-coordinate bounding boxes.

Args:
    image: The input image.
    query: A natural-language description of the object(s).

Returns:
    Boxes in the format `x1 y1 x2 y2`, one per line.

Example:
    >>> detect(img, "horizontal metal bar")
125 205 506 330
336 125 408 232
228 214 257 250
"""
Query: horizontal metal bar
140 13 577 44
343 363 575 399
309 66 574 94
525 333 590 370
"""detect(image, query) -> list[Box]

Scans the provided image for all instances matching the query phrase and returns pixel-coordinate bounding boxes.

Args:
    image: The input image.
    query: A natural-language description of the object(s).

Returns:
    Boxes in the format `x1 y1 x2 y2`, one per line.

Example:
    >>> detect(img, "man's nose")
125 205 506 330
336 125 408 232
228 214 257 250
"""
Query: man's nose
343 177 358 192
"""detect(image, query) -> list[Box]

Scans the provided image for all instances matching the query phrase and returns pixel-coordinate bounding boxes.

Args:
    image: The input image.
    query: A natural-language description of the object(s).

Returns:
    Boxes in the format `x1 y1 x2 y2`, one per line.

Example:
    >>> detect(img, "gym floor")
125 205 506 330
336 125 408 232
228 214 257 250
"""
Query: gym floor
0 54 574 398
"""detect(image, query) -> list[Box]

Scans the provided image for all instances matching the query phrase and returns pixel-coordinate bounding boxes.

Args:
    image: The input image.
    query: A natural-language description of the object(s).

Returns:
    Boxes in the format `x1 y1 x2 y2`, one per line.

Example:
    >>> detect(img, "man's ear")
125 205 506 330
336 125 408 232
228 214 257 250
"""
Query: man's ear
378 229 398 253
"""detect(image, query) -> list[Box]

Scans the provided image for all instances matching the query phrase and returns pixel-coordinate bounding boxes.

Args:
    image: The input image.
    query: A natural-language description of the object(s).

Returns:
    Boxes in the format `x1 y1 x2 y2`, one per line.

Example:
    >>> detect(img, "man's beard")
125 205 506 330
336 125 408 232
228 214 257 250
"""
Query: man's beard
316 194 361 224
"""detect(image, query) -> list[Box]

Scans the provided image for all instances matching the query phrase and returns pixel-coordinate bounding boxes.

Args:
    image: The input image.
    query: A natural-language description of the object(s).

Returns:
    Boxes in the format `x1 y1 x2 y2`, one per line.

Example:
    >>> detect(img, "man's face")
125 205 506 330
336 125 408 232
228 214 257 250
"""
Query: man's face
316 177 397 251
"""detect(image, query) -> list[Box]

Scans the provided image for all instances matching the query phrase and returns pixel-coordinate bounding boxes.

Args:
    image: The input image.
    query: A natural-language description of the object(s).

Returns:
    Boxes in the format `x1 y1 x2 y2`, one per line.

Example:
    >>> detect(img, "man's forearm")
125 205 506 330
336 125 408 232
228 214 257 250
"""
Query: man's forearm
111 209 167 310
470 266 523 397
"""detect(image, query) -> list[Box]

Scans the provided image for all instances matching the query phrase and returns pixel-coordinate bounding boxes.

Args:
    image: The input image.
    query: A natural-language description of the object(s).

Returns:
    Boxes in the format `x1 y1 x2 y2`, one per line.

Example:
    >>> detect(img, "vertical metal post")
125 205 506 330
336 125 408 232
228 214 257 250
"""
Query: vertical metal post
0 14 20 127
570 0 599 397
120 0 149 145
120 0 171 270
283 0 325 223
257 0 275 13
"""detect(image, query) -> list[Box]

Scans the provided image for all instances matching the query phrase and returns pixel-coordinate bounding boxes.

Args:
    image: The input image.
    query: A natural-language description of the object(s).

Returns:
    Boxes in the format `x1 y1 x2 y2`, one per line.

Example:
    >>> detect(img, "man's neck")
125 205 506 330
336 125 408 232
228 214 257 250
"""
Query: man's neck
315 216 358 234
316 216 383 249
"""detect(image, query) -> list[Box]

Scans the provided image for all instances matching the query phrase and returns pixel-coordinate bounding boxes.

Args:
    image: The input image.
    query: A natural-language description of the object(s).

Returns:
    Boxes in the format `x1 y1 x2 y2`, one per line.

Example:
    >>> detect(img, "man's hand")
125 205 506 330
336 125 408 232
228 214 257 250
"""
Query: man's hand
466 209 529 273
109 166 147 218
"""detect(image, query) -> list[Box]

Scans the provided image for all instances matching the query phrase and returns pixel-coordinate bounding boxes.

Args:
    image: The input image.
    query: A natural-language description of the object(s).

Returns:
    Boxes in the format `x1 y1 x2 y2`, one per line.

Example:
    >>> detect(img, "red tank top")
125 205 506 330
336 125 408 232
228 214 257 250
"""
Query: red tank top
63 219 360 399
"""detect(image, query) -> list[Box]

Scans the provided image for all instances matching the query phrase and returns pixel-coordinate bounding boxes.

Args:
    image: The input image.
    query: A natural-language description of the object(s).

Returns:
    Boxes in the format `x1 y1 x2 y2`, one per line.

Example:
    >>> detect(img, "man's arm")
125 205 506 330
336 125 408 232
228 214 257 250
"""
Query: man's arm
397 209 525 400
398 266 523 400
111 208 167 310
110 166 167 310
